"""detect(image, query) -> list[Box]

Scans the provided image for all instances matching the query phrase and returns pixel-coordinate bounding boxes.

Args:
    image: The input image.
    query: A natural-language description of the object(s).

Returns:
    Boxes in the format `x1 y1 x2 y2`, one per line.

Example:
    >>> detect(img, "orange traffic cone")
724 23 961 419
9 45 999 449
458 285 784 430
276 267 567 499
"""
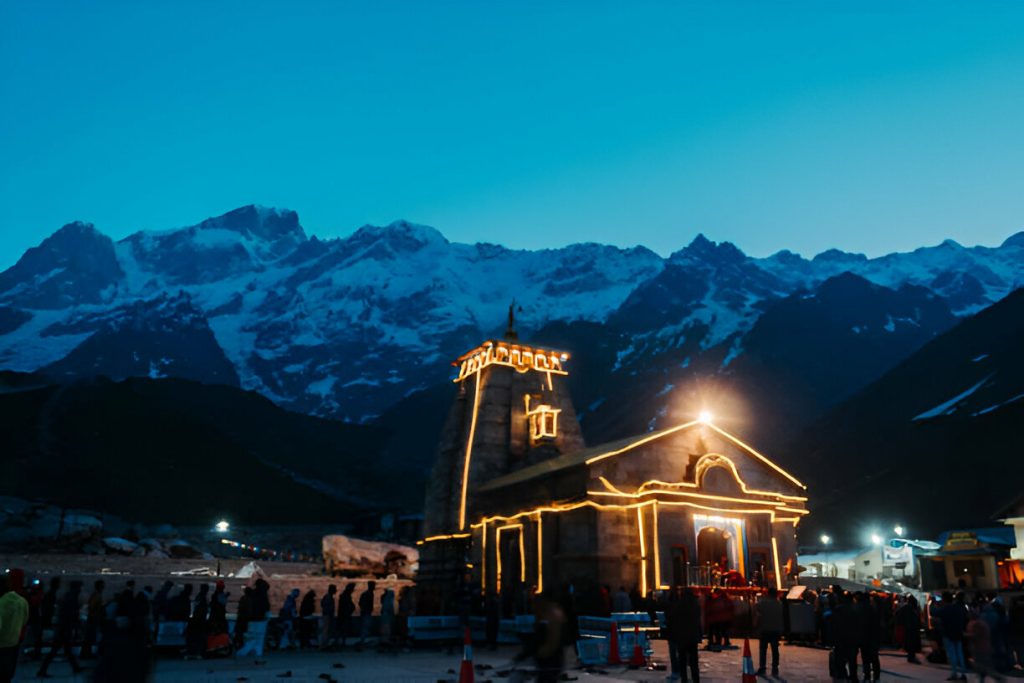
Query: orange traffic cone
607 622 622 665
628 624 646 666
458 626 474 683
741 637 756 683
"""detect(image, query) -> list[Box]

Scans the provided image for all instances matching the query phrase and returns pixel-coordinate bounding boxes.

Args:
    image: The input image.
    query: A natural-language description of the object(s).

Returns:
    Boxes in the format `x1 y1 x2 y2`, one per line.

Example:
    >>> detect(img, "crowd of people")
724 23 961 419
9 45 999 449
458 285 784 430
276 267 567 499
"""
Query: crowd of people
4 565 1024 683
0 568 414 683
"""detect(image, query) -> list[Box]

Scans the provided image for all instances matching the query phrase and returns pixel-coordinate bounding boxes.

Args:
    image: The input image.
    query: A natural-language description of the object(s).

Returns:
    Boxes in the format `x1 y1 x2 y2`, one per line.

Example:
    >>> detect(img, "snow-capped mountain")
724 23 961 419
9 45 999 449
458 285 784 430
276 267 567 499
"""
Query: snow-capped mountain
0 205 1022 424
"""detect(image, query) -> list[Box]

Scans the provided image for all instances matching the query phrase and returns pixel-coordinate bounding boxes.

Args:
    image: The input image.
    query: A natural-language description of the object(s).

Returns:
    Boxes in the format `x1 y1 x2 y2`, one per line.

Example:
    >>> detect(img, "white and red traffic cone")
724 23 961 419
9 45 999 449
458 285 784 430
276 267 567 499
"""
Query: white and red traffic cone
628 624 646 666
458 625 474 683
607 623 622 665
742 637 756 682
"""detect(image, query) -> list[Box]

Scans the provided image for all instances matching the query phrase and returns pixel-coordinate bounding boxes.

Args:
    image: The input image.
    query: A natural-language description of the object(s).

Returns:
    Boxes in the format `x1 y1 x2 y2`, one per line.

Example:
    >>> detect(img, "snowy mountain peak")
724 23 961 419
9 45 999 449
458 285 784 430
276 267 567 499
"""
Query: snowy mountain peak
670 233 747 265
811 248 869 264
346 220 449 253
0 220 123 309
196 205 306 245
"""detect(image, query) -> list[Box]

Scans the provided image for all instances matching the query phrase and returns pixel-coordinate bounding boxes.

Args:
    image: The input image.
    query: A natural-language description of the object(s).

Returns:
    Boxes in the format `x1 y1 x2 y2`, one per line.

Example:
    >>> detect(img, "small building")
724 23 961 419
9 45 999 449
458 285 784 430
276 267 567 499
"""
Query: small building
918 528 1018 591
419 325 809 604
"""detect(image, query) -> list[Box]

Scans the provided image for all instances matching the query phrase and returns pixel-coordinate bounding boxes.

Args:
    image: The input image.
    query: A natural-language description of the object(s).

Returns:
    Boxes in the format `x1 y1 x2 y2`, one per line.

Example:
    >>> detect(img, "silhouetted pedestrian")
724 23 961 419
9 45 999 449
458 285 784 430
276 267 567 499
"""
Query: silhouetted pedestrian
319 585 337 650
37 580 84 678
80 579 105 659
337 583 355 650
357 581 376 647
666 586 702 682
755 587 783 677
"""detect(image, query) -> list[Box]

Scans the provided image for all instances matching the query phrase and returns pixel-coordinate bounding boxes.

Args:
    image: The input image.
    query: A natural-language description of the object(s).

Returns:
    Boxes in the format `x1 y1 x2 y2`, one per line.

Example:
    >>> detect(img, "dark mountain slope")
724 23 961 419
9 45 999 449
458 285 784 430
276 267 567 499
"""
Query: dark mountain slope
0 374 403 524
792 287 1024 543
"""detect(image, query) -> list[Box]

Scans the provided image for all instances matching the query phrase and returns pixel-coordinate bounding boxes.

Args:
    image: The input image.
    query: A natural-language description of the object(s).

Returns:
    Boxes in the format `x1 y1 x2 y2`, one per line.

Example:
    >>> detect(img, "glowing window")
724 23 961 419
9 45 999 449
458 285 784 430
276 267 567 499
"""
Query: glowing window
525 395 560 441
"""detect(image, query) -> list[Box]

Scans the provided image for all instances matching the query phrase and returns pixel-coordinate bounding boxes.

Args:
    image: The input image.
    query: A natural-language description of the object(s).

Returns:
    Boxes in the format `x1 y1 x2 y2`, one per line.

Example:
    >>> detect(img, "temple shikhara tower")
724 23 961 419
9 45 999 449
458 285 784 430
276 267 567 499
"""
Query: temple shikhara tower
420 312 808 604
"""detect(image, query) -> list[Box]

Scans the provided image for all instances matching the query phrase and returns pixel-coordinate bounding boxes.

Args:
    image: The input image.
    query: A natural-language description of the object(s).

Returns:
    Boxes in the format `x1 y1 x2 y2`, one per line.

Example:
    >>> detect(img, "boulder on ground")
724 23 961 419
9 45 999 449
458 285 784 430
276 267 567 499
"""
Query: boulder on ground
102 537 139 554
166 539 203 559
322 534 418 578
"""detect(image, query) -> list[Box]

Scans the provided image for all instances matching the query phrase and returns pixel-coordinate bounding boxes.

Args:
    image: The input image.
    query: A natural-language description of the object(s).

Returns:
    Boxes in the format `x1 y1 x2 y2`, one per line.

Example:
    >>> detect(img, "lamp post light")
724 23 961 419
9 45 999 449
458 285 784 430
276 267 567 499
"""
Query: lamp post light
820 534 832 577
698 410 713 424
894 525 905 537
870 533 882 546
215 520 230 533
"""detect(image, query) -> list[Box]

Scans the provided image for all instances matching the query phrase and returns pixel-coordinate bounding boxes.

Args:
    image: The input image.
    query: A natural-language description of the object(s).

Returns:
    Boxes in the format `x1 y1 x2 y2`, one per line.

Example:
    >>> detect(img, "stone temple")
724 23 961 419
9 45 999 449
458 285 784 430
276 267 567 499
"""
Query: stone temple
419 323 808 606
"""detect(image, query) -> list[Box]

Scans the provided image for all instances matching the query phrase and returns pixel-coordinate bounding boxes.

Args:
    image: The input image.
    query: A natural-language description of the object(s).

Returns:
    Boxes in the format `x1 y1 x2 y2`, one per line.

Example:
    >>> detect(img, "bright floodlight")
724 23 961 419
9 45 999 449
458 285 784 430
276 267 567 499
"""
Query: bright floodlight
894 525 905 537
215 520 230 533
870 533 882 546
820 534 831 545
698 410 713 424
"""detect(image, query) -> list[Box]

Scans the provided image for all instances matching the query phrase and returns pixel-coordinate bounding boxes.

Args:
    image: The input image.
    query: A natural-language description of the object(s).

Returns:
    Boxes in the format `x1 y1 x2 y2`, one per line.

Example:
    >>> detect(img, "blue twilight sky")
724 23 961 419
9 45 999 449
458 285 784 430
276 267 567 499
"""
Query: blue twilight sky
2 1 1024 268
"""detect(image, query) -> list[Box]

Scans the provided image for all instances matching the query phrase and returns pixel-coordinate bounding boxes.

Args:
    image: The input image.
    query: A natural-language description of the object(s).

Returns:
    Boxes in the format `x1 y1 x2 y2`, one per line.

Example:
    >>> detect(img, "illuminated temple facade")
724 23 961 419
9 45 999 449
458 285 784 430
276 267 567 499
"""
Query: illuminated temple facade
420 333 808 600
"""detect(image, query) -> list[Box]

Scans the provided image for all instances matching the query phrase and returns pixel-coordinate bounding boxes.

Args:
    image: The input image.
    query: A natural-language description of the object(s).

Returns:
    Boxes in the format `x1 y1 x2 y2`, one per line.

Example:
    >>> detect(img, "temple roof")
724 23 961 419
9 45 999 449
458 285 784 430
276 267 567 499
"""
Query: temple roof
476 419 805 493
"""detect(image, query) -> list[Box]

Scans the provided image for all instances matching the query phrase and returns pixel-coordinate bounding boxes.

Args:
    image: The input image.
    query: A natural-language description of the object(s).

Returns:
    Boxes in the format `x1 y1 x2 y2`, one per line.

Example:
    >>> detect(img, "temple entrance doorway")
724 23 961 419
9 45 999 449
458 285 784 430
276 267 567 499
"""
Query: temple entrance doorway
697 526 729 567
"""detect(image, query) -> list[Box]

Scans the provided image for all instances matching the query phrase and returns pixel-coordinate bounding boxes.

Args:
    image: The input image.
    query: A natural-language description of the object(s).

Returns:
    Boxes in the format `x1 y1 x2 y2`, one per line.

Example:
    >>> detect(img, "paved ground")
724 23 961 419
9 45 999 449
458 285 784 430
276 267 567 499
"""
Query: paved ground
16 641 1022 682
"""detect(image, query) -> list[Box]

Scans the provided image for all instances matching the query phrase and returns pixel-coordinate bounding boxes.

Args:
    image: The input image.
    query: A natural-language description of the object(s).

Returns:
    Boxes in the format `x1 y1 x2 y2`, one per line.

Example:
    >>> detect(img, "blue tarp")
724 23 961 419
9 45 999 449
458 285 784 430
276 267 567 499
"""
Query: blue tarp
935 527 1016 548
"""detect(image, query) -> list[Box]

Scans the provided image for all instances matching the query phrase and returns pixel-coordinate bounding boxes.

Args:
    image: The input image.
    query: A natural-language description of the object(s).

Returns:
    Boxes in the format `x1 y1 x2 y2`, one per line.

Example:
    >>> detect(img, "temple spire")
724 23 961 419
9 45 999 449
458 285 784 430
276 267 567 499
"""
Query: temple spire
505 300 519 340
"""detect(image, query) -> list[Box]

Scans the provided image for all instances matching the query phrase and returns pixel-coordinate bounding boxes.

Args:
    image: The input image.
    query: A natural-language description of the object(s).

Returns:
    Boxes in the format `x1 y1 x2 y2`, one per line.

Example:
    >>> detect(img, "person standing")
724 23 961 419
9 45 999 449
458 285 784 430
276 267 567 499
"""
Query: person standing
612 586 631 614
0 573 29 683
319 585 337 651
896 595 923 664
831 592 859 680
859 593 882 682
357 581 376 648
666 586 702 682
754 587 783 677
1007 595 1024 670
935 591 968 681
37 580 84 678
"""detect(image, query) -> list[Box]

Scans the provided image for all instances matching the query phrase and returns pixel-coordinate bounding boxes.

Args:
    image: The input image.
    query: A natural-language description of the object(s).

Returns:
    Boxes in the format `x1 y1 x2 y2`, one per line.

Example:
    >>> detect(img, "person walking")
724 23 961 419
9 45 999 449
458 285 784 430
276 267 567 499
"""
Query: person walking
298 589 317 649
80 579 105 659
319 585 337 650
234 587 254 653
337 583 356 650
379 588 396 651
357 581 376 648
251 579 271 622
754 587 783 677
278 589 300 650
968 607 1005 683
37 580 84 678
208 581 229 638
666 586 702 682
185 584 209 659
0 573 29 683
